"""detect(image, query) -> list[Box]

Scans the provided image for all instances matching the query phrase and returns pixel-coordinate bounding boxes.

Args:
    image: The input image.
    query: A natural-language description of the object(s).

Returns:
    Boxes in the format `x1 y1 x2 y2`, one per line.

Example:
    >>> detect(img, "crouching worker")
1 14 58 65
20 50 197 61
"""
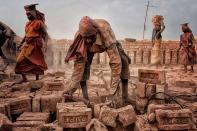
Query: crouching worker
65 16 132 104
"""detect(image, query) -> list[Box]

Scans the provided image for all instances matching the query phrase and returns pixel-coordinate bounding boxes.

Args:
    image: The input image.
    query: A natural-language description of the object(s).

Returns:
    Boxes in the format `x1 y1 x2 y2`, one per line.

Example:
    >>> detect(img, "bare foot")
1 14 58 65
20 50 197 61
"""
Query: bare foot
11 79 28 86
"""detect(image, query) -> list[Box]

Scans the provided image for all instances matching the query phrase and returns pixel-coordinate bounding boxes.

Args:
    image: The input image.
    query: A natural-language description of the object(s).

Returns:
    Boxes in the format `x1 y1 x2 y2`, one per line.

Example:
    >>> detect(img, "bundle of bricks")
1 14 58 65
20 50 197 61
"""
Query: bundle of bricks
31 77 66 112
0 77 66 122
135 104 193 131
147 104 193 130
32 91 64 112
135 69 167 113
94 102 137 129
152 15 164 27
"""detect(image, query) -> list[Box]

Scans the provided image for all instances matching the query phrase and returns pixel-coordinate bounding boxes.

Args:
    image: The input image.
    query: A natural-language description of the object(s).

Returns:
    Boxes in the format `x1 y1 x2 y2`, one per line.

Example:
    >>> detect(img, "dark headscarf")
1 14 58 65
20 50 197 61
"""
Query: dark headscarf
24 4 45 23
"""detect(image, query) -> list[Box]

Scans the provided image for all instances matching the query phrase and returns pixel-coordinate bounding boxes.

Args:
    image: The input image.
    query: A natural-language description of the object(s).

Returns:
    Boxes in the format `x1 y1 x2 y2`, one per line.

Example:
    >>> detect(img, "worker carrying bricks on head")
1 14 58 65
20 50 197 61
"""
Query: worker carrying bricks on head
151 15 165 66
65 16 131 104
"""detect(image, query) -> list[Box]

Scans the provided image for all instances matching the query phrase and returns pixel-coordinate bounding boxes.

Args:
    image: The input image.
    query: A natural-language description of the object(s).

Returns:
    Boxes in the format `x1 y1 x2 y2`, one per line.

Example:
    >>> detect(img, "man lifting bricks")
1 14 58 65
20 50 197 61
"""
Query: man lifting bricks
65 16 131 104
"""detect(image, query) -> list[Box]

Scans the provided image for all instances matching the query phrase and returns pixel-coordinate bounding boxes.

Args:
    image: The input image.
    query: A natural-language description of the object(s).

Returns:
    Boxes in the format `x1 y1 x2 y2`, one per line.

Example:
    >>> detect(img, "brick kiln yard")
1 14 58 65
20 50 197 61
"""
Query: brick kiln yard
1 63 197 131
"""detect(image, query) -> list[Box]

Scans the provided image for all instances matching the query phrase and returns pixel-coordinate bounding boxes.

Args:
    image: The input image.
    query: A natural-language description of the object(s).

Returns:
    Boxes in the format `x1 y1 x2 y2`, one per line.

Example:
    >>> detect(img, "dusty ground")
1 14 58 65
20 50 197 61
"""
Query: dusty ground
1 61 197 130
1 62 197 101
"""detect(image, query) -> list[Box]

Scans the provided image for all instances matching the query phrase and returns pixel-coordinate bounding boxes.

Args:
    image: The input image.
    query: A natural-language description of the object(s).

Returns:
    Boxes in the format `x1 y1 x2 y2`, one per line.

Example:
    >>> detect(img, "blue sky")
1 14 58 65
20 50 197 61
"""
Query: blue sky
0 0 196 40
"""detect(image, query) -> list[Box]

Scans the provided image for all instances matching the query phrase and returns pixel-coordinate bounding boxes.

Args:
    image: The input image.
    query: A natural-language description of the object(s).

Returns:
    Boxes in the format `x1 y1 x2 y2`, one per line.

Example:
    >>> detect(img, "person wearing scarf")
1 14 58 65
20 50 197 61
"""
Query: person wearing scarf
179 23 196 73
65 16 131 104
15 4 48 83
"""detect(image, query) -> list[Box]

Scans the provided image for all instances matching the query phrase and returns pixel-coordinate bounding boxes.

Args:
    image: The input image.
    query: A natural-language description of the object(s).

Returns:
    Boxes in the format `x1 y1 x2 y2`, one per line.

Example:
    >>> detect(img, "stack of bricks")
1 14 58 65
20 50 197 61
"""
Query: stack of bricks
152 15 164 27
32 91 64 112
13 112 50 131
147 104 193 130
0 91 32 122
135 69 167 113
96 104 136 129
56 102 92 129
30 77 66 113
167 80 197 96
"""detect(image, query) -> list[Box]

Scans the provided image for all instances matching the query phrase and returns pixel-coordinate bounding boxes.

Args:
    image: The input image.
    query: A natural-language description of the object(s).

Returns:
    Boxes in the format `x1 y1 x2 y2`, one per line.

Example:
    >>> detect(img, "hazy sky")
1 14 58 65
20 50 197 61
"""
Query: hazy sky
0 0 196 40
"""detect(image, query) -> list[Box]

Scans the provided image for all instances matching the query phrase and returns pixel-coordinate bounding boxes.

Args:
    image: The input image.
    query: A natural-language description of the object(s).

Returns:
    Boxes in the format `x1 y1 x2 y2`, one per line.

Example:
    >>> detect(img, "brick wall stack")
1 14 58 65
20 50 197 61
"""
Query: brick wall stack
135 69 167 113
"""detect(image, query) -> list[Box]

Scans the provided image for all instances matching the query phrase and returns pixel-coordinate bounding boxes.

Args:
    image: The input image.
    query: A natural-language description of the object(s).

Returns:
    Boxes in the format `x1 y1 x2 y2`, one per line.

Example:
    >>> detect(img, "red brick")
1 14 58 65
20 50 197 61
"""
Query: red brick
41 91 63 112
134 115 158 131
117 105 136 127
155 109 192 130
16 112 50 123
13 121 45 127
145 83 156 98
32 94 41 112
41 123 63 131
57 102 92 128
94 102 111 118
136 82 146 98
155 84 168 99
147 104 181 116
13 127 40 131
99 106 118 127
44 81 65 91
136 96 148 113
138 69 166 84
9 96 31 115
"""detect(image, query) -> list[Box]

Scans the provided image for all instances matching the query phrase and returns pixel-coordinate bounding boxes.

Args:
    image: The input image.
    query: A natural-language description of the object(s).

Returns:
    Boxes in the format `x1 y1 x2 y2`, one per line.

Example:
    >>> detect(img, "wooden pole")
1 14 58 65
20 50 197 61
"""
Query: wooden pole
143 1 150 40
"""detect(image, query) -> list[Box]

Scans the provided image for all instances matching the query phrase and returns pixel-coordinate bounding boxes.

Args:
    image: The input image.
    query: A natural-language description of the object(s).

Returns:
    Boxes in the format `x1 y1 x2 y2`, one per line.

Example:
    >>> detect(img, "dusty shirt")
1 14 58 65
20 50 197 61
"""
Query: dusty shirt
89 19 122 91
89 19 117 53
67 19 122 93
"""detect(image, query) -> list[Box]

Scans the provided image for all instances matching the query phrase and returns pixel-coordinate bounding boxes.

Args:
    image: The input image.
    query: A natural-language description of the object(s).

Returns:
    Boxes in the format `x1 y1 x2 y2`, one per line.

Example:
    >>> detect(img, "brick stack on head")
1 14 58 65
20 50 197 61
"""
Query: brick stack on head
152 15 164 27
